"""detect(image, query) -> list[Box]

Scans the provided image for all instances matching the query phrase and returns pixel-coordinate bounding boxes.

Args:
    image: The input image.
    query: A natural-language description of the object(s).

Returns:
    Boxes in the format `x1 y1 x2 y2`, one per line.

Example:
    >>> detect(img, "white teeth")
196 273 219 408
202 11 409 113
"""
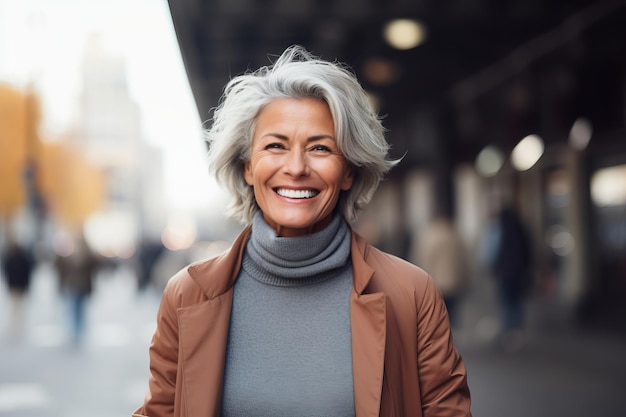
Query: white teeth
276 188 318 199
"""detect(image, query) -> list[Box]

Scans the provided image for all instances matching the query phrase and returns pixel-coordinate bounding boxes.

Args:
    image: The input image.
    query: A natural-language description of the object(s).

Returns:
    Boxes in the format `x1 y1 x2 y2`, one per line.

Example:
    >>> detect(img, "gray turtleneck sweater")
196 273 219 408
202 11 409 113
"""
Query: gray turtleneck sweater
221 212 356 417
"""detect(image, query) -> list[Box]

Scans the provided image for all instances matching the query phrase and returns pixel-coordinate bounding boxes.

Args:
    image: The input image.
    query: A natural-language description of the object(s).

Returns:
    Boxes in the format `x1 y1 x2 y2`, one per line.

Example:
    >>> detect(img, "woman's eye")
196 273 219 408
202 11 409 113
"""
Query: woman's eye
310 144 332 152
265 143 285 150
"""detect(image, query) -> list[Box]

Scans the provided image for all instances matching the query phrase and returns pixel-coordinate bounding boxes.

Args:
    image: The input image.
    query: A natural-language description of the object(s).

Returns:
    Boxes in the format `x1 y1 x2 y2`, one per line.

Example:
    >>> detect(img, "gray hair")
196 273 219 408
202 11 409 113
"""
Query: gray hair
205 45 399 225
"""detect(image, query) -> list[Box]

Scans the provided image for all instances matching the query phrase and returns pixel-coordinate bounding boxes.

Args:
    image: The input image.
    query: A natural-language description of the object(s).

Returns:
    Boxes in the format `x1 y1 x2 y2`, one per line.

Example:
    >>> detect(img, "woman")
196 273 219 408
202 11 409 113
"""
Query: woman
133 45 471 417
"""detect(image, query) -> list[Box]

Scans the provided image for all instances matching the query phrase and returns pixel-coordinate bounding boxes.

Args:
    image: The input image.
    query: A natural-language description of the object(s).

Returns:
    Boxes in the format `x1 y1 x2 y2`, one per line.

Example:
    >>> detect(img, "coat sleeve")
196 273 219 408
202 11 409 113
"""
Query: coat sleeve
133 280 180 417
416 275 472 416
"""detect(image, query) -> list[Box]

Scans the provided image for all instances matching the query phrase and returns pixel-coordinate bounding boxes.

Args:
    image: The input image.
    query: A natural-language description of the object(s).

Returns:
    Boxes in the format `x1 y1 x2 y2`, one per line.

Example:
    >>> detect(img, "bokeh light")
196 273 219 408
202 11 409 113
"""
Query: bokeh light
511 134 544 171
568 117 593 151
475 145 505 177
383 19 427 50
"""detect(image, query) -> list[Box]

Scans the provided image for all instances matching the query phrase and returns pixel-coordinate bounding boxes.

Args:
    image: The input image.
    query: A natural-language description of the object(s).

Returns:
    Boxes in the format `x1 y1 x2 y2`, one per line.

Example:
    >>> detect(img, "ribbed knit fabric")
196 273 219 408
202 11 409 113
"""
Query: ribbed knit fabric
244 210 352 284
221 212 356 417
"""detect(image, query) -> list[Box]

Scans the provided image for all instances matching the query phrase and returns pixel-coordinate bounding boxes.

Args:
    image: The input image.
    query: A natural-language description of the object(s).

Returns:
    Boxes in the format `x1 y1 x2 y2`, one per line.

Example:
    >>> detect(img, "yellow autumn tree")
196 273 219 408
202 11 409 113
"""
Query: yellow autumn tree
39 140 105 229
0 83 40 217
0 83 104 230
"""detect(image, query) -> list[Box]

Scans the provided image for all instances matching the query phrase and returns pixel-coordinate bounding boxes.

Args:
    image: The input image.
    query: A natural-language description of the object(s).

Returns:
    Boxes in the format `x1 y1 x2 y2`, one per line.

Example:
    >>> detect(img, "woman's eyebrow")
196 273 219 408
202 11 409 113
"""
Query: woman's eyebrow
308 134 336 141
260 133 335 141
260 132 289 140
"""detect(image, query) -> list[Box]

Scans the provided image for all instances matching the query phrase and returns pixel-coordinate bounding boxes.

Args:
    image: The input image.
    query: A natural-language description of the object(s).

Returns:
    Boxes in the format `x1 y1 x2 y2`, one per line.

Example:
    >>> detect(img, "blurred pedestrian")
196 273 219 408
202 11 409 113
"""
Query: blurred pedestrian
136 238 165 291
485 205 532 351
1 240 36 342
414 214 470 328
55 234 100 345
134 45 471 417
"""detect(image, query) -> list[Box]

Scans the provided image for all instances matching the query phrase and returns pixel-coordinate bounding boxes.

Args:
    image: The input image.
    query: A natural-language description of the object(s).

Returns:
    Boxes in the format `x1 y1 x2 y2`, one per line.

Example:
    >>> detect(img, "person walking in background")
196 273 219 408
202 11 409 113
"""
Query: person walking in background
414 213 470 328
55 234 101 346
135 238 165 292
485 204 532 351
133 45 471 417
1 239 36 342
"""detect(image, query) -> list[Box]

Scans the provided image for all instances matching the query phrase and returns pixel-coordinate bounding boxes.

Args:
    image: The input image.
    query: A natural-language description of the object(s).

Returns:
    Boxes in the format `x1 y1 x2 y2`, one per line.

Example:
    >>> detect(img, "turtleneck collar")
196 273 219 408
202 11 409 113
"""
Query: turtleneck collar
242 211 351 286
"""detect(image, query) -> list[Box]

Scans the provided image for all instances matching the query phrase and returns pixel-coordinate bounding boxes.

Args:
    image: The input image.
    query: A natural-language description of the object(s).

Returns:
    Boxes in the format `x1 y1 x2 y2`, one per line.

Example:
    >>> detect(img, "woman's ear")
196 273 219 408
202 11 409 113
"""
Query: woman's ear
340 166 355 191
244 161 254 186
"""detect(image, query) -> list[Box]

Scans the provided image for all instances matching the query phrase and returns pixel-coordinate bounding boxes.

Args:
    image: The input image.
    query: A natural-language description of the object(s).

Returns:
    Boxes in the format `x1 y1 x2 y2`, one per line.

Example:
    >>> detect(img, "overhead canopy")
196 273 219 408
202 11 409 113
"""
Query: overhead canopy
168 0 626 165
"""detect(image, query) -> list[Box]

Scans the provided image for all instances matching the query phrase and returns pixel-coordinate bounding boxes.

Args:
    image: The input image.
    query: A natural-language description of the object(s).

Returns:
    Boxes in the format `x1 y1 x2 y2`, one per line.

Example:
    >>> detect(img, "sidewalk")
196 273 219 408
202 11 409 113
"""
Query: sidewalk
0 262 160 417
455 281 626 417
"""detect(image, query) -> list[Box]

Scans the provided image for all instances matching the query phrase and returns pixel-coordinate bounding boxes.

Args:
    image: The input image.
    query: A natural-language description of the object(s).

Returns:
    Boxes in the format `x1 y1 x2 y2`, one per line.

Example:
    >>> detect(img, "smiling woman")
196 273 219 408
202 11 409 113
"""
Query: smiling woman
133 45 472 417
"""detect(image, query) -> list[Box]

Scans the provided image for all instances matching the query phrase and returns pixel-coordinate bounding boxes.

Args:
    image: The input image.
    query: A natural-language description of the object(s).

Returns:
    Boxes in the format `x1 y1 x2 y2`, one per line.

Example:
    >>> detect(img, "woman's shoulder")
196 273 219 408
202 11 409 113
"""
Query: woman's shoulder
163 254 225 291
160 262 207 303
357 240 444 317
370 246 430 282
163 229 251 303
353 233 432 290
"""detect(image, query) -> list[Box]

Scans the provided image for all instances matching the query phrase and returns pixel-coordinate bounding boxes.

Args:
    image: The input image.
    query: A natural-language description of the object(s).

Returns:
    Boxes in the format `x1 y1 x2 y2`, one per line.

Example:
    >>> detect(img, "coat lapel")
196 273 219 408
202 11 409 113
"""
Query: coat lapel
178 293 233 417
178 227 252 417
350 233 387 417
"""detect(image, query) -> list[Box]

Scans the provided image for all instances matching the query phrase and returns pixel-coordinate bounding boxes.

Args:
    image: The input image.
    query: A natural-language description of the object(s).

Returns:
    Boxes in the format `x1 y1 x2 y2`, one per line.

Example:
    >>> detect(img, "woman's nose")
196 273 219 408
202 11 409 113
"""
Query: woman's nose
282 149 309 176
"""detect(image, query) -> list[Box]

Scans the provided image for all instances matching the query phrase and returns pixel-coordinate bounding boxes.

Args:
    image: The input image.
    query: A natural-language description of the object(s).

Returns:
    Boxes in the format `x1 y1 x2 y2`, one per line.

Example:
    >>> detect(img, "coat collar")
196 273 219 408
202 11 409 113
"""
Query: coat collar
187 226 252 299
349 232 386 417
187 226 375 298
350 232 375 294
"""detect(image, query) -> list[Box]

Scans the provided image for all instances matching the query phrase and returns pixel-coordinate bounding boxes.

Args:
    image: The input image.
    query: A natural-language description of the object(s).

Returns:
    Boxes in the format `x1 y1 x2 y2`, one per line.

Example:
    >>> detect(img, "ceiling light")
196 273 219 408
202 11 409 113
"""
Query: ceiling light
511 134 544 171
383 19 427 50
475 145 504 177
591 165 626 207
568 117 593 150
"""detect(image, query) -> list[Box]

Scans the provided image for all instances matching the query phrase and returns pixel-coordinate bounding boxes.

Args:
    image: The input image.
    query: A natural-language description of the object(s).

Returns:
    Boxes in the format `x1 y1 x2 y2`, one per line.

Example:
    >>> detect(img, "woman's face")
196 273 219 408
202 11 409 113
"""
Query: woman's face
244 98 354 237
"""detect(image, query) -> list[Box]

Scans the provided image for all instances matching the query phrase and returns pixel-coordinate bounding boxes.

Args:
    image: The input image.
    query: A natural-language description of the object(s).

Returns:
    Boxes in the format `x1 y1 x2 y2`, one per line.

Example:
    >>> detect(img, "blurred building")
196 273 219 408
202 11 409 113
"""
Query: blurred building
76 34 166 257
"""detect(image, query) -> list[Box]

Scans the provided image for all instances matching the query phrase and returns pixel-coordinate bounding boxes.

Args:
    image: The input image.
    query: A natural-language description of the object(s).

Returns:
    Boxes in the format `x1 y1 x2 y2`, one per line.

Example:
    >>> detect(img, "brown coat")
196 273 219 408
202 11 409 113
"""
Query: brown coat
133 227 471 417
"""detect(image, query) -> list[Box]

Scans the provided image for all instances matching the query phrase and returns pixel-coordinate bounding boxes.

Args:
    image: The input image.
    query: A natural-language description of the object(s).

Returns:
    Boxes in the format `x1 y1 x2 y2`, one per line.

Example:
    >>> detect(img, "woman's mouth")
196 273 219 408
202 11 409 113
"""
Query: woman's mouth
275 188 319 199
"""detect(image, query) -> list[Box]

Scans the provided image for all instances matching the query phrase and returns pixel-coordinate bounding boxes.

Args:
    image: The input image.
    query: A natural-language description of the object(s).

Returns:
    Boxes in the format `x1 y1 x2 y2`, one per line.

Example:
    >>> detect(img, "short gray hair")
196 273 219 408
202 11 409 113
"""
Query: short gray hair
205 45 399 225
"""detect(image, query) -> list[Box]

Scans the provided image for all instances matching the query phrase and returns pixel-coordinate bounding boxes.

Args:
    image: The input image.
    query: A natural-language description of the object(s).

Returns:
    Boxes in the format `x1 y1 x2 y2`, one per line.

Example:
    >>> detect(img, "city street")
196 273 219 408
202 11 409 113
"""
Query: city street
461 328 626 416
0 262 158 417
1 261 625 417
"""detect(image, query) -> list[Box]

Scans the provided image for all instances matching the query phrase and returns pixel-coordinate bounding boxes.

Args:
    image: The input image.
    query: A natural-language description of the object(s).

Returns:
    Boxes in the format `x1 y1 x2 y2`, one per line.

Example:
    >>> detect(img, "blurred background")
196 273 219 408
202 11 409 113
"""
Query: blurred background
0 0 625 416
